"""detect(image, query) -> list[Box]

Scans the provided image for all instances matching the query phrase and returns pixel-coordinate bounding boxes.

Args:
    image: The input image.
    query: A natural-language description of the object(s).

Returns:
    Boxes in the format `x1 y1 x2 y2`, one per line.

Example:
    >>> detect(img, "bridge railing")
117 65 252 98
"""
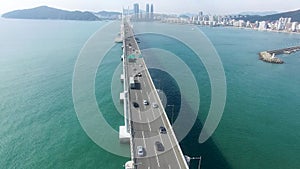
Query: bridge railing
122 21 135 162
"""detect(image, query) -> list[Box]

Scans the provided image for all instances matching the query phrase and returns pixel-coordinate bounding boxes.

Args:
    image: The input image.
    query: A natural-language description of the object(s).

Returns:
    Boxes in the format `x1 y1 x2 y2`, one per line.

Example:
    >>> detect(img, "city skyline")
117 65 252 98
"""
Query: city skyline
1 0 300 15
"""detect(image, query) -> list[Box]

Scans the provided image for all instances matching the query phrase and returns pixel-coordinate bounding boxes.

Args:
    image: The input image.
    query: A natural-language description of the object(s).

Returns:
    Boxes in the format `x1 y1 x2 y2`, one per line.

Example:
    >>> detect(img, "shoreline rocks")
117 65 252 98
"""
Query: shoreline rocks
259 51 284 64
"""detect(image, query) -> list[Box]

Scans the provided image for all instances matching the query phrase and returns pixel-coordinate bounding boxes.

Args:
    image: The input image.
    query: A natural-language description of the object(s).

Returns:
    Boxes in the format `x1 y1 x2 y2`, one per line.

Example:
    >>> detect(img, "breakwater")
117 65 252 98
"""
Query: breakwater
259 51 284 64
259 46 300 64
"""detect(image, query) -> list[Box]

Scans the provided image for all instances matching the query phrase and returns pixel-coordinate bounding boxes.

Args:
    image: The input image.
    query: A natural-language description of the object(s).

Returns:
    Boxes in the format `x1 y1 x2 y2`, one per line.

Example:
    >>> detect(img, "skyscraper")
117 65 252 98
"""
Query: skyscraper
133 3 139 19
150 4 154 20
146 4 149 13
146 4 149 20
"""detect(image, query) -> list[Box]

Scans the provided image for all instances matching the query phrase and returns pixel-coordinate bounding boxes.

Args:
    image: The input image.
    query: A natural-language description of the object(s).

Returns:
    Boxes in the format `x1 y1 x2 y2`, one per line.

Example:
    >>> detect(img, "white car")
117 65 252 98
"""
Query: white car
137 146 144 157
143 100 148 105
152 103 158 108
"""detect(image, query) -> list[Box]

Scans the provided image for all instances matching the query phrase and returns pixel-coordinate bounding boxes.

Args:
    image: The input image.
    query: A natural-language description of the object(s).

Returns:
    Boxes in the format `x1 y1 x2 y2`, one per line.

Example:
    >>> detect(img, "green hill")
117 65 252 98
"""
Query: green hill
236 9 300 22
95 11 121 19
2 6 100 21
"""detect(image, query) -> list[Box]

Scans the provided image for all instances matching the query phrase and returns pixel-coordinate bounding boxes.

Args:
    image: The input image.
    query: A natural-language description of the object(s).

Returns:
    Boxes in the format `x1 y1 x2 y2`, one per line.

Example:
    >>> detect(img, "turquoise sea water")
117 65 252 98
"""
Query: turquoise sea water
195 27 300 169
0 19 127 168
1 19 300 169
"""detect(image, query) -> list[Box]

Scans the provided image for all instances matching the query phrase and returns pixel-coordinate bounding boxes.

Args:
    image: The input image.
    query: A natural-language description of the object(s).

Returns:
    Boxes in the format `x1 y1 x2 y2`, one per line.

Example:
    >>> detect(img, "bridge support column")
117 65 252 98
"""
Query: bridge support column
120 92 125 103
119 126 130 143
121 74 124 82
124 161 134 169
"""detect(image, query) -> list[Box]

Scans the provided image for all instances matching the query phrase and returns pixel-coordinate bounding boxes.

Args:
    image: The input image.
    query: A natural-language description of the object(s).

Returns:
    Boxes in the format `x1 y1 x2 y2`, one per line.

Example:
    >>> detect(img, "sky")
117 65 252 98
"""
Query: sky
1 0 300 15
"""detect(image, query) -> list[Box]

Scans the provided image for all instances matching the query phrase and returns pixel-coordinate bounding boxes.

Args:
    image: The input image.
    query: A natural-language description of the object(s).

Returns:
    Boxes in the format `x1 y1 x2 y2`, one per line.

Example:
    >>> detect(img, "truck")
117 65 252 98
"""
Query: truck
130 77 135 89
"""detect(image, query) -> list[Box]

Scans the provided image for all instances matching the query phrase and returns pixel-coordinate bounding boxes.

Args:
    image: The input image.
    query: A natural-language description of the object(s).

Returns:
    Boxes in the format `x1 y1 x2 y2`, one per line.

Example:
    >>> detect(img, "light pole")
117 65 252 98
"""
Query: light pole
123 162 142 168
185 155 202 169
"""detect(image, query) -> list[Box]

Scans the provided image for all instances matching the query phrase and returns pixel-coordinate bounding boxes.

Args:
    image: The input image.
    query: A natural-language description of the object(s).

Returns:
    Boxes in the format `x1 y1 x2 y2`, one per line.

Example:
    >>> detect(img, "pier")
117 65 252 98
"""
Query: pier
267 46 300 55
118 16 190 169
259 46 300 64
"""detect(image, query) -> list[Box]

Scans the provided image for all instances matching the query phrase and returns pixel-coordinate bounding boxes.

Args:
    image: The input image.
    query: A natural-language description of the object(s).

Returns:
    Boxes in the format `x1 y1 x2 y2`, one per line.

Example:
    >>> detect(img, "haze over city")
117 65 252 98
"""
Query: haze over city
1 0 300 15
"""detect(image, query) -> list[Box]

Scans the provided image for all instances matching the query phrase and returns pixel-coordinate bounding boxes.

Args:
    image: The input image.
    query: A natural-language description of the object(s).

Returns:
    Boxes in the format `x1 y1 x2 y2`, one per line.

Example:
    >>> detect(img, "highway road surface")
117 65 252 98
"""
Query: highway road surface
123 20 188 169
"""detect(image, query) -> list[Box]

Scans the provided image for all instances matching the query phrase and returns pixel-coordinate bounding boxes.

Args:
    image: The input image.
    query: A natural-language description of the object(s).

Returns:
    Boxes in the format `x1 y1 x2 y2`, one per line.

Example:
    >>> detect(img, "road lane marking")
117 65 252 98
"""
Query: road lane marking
151 109 156 121
137 58 184 168
154 145 161 168
159 132 164 145
159 109 182 169
142 61 160 105
141 131 147 149
165 128 182 168
135 92 138 100
168 164 171 169
147 118 151 132
138 109 142 120
146 91 151 101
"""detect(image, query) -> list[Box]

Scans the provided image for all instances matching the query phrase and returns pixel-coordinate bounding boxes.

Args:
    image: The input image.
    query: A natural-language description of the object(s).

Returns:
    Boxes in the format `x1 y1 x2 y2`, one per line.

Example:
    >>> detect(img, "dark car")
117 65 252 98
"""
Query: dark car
133 102 139 108
159 126 167 134
135 72 142 77
155 141 164 151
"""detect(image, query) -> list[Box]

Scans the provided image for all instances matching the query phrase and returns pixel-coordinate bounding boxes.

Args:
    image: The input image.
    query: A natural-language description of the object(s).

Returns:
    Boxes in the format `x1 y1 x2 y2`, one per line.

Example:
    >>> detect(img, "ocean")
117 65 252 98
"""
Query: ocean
0 18 300 169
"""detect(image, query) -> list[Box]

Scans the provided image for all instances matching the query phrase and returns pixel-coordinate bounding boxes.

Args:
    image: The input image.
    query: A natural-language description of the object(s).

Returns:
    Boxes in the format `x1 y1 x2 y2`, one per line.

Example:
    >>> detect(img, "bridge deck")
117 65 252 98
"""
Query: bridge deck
122 19 189 169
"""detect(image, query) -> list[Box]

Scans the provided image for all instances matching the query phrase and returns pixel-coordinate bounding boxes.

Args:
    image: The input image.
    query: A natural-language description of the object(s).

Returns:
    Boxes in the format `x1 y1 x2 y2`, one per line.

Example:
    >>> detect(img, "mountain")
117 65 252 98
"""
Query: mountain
96 11 121 16
2 6 100 21
180 13 197 18
179 14 190 19
239 11 278 16
236 9 300 22
95 11 121 19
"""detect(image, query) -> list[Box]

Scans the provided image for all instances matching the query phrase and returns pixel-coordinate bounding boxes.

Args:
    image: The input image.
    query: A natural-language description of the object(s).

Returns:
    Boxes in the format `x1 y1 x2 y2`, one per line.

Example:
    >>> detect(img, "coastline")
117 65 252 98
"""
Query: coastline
160 20 300 35
225 25 300 35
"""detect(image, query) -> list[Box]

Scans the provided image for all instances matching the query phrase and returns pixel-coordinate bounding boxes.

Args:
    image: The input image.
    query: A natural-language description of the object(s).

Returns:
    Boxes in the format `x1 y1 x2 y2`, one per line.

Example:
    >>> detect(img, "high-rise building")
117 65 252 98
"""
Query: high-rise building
150 4 154 20
146 4 149 13
146 4 149 20
133 3 139 19
198 11 203 22
258 21 267 30
291 22 298 32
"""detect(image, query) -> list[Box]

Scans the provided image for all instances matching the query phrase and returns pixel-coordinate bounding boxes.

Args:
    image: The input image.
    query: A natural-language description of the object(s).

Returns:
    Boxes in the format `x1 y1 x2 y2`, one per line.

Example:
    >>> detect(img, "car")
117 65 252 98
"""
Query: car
159 126 167 134
133 102 139 108
137 146 144 157
143 100 148 105
152 103 158 108
155 141 164 151
136 72 142 77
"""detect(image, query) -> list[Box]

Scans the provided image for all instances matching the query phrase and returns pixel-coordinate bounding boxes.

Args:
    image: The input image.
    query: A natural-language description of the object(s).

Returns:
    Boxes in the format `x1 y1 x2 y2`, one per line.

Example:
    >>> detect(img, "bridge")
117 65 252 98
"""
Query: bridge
118 16 190 169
